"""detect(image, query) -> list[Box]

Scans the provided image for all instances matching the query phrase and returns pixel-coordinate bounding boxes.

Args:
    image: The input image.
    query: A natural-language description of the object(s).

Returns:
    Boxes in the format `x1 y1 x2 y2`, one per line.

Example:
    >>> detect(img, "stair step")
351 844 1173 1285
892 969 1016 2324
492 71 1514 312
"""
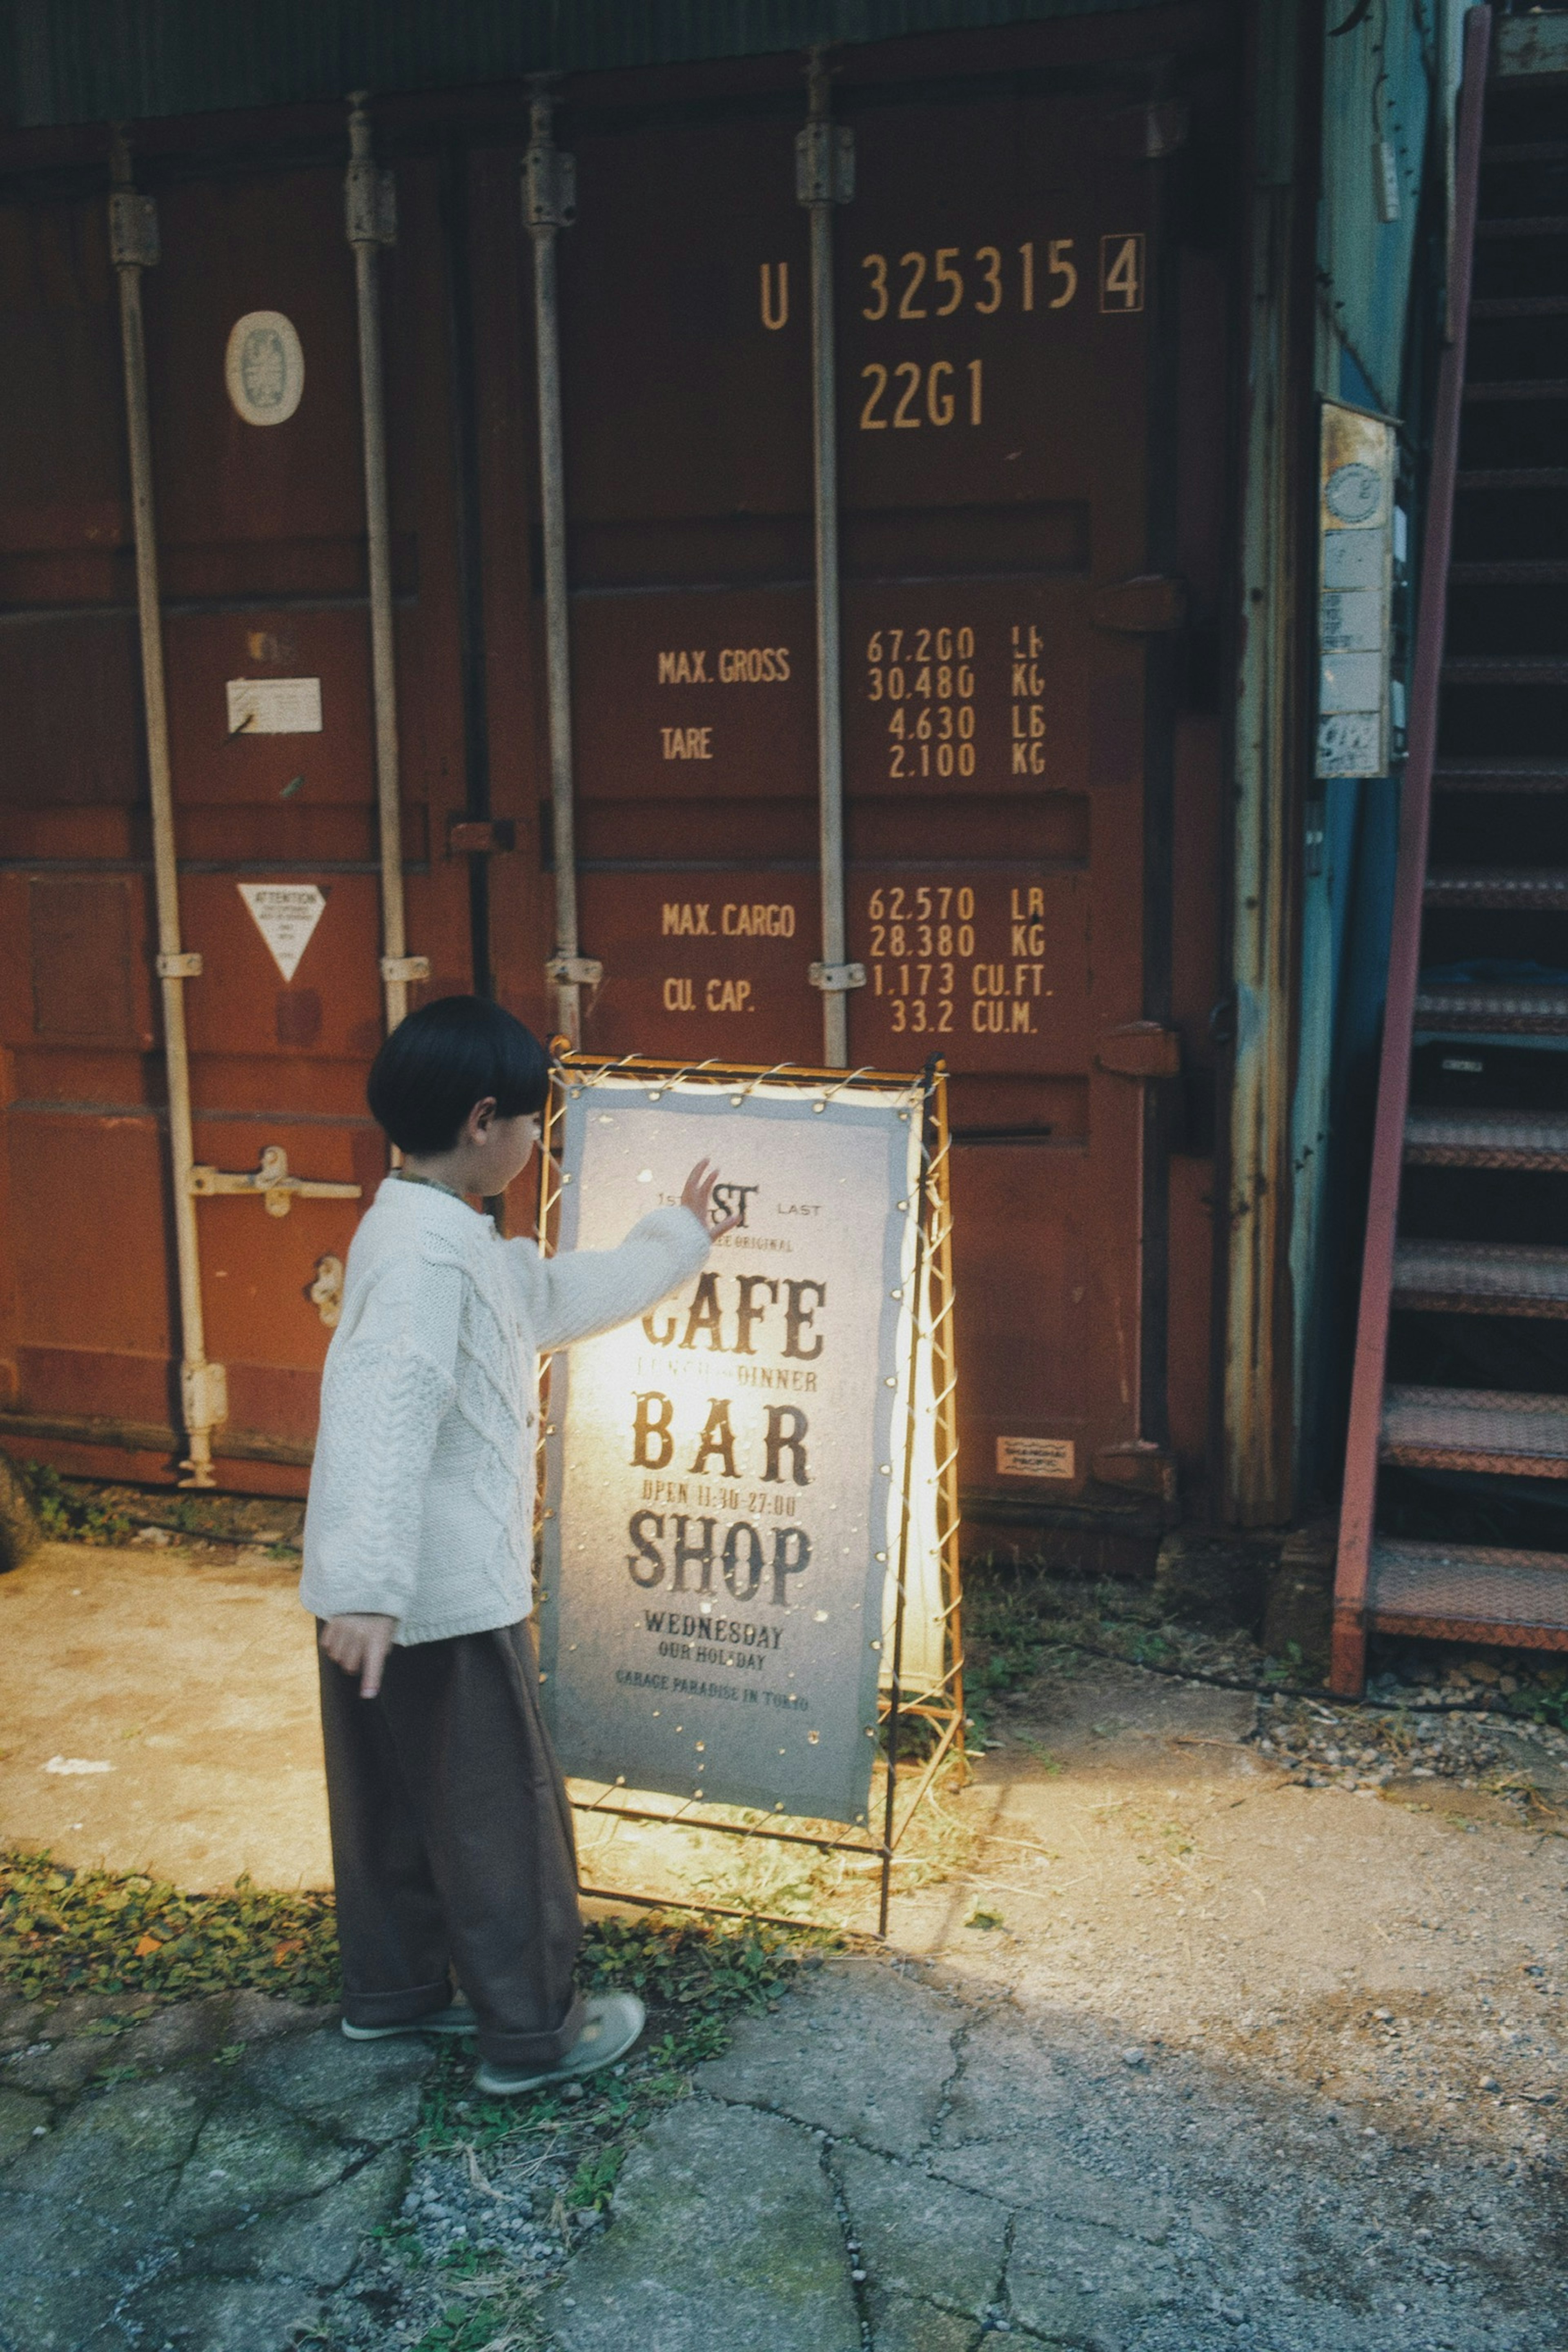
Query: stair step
1443 656 1568 686
1413 984 1568 1033
1381 1385 1568 1474
1393 1239 1568 1317
1469 296 1568 317
1425 868 1568 908
1455 468 1568 489
1434 759 1568 790
1405 1108 1568 1169
1448 560 1568 584
1369 1538 1568 1639
1463 377 1568 401
1476 214 1568 236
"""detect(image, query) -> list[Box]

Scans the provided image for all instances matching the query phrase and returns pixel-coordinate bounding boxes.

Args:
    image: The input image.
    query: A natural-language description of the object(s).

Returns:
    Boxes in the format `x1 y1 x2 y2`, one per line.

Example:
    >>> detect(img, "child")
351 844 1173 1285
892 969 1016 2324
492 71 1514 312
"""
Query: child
301 995 732 2093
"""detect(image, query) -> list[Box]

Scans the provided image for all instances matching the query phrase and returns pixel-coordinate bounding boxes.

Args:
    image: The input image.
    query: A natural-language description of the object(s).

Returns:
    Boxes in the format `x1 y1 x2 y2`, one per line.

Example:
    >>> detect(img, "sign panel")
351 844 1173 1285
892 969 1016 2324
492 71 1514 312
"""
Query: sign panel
996 1434 1074 1479
1316 402 1397 779
225 677 323 735
538 1071 940 1828
236 882 327 982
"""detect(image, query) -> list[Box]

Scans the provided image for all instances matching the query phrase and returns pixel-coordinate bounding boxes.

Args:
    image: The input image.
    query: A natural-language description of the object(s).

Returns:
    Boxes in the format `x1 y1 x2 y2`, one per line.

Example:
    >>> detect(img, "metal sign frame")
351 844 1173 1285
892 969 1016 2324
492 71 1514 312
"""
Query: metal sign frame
536 1050 964 1936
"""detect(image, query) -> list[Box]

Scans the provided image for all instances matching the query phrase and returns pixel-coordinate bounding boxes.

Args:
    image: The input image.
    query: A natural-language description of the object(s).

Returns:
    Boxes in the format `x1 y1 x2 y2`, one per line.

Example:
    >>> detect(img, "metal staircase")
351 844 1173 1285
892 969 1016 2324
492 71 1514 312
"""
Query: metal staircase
1333 7 1568 1690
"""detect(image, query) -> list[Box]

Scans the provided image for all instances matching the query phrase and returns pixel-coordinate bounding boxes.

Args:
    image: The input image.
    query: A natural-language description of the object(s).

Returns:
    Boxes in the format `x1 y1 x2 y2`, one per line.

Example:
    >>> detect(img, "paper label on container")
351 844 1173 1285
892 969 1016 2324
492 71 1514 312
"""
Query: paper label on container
225 310 305 427
996 1435 1075 1479
238 883 327 982
226 677 323 735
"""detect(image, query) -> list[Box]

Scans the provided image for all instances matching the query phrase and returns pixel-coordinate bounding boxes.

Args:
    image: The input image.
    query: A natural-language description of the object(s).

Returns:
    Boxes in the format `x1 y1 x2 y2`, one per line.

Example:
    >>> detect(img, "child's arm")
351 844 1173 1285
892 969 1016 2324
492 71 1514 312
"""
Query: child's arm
300 1258 462 1646
508 1160 737 1352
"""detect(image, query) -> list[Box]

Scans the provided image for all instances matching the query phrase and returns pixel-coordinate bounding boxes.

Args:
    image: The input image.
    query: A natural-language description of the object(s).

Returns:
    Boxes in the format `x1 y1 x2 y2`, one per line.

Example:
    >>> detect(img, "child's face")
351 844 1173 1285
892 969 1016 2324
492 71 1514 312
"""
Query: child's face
470 1108 539 1193
419 1096 541 1195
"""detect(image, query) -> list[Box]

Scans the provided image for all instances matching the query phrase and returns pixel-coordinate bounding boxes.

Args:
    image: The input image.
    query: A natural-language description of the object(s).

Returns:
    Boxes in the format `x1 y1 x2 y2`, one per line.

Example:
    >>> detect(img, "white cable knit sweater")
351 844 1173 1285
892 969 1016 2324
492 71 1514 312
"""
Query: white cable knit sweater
300 1176 710 1645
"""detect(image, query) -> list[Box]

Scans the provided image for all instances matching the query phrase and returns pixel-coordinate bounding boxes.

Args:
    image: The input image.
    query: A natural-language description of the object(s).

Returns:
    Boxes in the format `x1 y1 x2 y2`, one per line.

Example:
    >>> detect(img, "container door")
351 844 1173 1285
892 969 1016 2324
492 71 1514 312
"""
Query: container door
0 158 474 1492
0 194 171 1465
515 45 1224 1521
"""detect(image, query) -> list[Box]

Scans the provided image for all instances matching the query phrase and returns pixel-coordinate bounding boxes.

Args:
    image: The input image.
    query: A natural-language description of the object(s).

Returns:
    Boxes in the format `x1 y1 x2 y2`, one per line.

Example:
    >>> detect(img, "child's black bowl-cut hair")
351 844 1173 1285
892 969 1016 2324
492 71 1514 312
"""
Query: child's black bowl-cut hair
367 995 551 1154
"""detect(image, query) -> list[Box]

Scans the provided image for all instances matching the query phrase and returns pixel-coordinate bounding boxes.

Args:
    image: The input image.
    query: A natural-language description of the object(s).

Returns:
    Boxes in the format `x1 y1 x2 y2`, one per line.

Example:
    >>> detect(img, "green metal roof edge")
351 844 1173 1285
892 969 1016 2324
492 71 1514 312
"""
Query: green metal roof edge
2 0 1165 130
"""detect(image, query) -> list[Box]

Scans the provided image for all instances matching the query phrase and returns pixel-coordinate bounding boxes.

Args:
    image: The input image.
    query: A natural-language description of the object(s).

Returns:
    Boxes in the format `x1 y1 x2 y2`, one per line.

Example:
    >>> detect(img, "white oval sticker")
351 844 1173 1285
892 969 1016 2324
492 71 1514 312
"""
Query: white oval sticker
225 310 305 427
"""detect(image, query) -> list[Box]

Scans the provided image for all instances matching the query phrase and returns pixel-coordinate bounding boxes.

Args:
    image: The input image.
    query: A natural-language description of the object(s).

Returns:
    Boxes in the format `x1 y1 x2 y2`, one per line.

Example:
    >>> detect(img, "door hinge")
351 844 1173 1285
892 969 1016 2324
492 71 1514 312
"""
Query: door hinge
1092 1439 1179 1519
523 142 577 232
1099 98 1190 160
346 159 397 248
448 817 517 855
796 119 855 207
1091 574 1190 634
1096 1021 1182 1080
109 189 159 270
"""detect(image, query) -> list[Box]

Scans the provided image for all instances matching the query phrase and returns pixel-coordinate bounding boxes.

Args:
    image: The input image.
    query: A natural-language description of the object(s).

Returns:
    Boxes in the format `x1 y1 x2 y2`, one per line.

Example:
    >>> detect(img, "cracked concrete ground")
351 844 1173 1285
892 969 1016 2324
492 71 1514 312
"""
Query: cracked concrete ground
3 1540 1567 2348
546 1950 1564 2352
544 1659 1568 2352
0 1987 436 2352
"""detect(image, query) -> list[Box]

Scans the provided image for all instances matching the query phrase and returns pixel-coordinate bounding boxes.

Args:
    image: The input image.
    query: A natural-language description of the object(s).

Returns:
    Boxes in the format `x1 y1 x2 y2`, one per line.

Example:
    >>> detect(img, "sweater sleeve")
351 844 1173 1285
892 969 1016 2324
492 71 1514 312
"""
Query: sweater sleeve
505 1203 711 1353
298 1255 463 1627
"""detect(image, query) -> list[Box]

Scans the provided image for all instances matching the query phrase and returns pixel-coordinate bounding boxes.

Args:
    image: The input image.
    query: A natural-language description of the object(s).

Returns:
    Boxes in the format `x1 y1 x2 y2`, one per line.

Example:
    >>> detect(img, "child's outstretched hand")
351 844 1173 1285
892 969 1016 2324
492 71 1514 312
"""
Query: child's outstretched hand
682 1158 742 1238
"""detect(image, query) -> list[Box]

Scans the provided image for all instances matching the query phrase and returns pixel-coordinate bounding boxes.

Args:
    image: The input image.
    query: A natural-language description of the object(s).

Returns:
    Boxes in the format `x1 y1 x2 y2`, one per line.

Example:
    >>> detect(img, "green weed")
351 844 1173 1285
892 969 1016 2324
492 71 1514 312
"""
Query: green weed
0 1848 340 2005
19 1463 136 1548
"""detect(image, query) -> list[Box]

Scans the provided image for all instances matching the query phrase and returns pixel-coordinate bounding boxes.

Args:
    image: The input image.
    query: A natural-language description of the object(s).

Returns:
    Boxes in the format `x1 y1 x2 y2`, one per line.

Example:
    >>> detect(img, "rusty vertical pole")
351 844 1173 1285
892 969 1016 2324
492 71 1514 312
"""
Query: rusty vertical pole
1223 0 1314 1527
524 84 598 1046
347 93 426 1036
110 131 223 1488
798 51 861 1067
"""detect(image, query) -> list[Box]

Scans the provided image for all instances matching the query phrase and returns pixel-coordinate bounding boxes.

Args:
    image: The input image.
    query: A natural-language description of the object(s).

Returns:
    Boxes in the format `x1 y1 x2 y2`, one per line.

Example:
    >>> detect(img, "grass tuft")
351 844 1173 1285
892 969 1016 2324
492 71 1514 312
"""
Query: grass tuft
0 1847 340 2005
0 1845 816 2028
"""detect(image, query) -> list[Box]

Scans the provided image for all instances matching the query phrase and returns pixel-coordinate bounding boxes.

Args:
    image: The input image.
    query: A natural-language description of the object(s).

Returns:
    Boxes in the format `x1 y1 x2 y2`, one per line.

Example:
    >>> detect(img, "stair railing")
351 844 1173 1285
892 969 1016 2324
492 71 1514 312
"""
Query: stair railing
1330 4 1494 1696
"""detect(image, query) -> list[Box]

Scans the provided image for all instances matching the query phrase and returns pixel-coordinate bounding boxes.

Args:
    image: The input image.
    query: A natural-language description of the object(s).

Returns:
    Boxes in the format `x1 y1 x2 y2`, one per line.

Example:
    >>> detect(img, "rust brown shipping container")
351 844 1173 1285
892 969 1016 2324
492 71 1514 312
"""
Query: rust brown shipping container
0 2 1238 1551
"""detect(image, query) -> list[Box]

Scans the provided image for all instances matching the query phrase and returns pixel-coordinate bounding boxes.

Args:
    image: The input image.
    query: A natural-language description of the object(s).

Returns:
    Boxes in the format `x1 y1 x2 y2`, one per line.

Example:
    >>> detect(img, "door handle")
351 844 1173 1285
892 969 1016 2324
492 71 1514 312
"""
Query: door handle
1096 1021 1181 1080
189 1145 363 1219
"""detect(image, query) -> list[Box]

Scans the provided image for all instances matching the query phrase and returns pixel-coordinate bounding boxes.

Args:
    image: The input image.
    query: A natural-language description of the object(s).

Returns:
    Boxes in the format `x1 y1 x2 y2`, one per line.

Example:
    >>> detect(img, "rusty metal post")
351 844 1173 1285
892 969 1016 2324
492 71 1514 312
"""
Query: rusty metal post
347 94 426 1036
523 85 598 1045
1331 7 1492 1696
798 52 861 1067
1223 0 1314 1528
109 131 224 1488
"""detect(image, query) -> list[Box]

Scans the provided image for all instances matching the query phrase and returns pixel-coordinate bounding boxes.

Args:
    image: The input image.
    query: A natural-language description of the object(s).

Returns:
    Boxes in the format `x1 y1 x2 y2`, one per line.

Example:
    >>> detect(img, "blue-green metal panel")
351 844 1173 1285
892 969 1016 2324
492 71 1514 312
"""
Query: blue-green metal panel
1289 2 1453 1500
1316 1 1438 419
1 0 1163 130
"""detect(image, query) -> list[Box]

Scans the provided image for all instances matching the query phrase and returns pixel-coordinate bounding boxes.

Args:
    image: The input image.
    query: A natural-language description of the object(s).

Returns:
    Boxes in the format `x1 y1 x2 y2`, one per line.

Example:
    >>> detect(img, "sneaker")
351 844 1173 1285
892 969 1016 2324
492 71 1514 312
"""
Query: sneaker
474 1991 646 2096
341 2000 479 2042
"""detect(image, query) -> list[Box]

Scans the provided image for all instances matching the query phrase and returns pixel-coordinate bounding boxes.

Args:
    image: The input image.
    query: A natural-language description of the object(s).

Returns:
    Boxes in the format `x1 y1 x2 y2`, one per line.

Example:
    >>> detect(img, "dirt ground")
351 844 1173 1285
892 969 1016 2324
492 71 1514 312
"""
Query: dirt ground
909 1652 1568 2149
2 1535 1567 2346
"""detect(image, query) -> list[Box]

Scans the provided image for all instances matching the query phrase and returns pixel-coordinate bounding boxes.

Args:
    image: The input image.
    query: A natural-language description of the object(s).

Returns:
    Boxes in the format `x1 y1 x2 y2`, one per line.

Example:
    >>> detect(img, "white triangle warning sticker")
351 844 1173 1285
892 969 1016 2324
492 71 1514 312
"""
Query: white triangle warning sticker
238 882 327 983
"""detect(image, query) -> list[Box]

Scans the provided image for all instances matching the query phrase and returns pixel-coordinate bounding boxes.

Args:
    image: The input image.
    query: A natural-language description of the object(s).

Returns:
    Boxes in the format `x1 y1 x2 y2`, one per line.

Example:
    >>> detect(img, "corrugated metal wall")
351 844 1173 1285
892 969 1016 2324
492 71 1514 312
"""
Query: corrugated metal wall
1 0 1156 129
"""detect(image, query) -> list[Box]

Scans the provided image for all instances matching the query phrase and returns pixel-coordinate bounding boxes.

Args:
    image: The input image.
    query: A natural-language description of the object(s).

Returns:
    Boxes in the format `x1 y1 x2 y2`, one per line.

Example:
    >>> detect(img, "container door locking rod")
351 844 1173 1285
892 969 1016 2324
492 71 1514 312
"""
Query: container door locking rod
347 92 429 1036
109 131 225 1488
799 51 863 1067
524 83 600 1047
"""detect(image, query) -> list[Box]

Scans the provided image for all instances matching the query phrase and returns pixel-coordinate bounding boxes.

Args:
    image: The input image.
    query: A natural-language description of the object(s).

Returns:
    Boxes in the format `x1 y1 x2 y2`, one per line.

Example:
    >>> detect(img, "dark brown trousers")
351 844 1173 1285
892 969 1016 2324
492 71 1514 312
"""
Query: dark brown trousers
317 1619 584 2067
